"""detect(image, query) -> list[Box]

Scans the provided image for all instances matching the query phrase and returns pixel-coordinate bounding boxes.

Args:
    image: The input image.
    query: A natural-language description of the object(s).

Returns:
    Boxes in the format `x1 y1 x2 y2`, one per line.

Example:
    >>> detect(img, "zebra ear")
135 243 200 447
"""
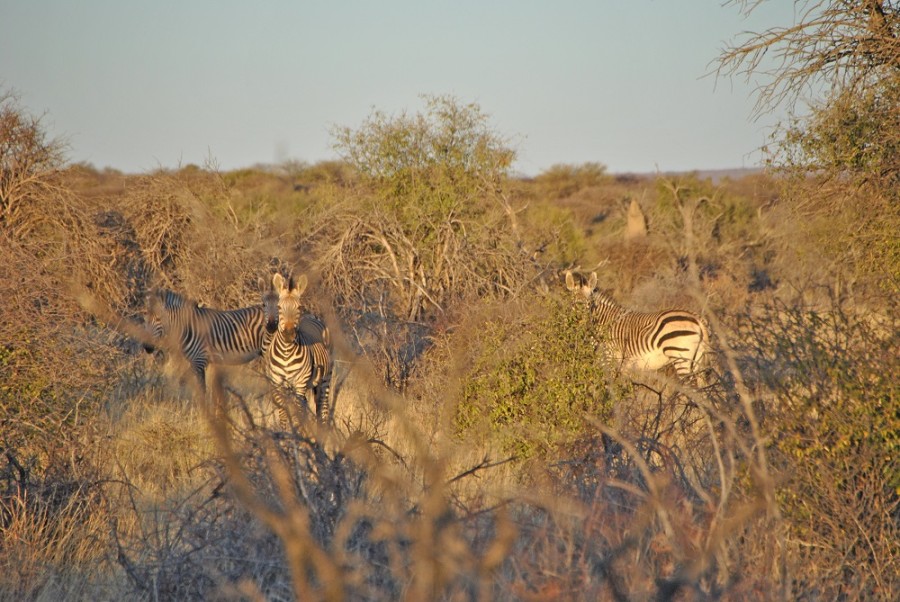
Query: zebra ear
273 273 286 294
588 272 598 290
564 271 576 291
294 274 308 295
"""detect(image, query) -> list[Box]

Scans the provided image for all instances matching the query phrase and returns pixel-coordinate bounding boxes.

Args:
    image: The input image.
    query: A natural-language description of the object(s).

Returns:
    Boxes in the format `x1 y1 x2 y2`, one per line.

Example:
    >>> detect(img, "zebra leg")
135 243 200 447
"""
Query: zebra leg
272 387 291 432
298 386 316 422
192 358 208 393
314 384 327 424
314 375 334 424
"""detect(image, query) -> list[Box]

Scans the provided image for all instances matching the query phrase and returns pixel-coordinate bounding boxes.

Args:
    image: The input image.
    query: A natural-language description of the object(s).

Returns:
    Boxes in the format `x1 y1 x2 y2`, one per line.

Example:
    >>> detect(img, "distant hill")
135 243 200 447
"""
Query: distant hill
613 167 765 183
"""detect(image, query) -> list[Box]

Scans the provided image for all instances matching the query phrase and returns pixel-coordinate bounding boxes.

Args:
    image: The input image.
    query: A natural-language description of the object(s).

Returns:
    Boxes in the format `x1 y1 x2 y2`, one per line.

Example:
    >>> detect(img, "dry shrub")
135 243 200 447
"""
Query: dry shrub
736 293 900 599
170 371 523 601
109 401 214 499
0 89 68 239
87 169 276 308
319 208 529 389
0 426 111 602
485 357 784 600
0 478 109 600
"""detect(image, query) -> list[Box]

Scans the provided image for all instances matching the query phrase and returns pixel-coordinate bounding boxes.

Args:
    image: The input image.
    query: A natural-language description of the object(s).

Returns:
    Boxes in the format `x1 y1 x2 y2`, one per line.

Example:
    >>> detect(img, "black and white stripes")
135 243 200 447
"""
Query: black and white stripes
144 286 279 390
264 273 334 426
565 270 710 379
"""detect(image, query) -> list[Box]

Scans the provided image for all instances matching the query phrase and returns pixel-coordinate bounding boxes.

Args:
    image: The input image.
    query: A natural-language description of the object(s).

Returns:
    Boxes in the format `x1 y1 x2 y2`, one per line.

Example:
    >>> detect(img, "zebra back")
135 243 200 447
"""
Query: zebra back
145 288 274 385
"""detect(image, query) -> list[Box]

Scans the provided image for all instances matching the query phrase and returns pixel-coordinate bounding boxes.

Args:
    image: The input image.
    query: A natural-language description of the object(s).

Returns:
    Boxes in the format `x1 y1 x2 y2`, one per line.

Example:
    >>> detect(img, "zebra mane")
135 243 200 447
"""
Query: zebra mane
588 288 624 309
150 288 196 312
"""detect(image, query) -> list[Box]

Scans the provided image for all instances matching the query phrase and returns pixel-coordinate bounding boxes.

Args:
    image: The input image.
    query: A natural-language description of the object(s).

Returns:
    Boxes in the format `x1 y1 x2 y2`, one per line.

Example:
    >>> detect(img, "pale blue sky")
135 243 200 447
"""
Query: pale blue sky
1 1 795 175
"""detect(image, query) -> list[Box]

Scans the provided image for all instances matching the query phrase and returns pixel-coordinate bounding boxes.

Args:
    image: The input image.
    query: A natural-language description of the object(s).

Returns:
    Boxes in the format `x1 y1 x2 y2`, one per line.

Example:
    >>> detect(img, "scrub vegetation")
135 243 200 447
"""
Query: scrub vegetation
2 3 899 598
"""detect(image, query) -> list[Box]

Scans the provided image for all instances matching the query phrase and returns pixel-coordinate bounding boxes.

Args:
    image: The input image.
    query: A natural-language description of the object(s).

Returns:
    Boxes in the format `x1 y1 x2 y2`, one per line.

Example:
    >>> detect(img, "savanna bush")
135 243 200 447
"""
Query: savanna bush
454 294 624 461
737 295 900 598
532 162 610 200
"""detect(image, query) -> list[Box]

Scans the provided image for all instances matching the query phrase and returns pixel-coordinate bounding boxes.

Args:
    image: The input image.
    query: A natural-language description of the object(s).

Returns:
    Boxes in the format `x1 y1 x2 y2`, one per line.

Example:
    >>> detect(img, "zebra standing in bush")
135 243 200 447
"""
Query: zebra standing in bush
144 285 279 391
264 273 334 426
565 270 710 380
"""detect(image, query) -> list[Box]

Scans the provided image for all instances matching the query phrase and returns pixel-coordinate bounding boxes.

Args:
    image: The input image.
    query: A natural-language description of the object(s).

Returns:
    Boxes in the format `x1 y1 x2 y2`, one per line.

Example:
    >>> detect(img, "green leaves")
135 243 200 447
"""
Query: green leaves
456 296 619 460
332 94 513 224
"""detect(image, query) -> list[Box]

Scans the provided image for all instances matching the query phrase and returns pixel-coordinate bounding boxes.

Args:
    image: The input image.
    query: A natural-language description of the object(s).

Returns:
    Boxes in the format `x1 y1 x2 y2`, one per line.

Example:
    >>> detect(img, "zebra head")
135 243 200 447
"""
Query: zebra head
142 288 193 353
260 277 279 335
142 289 170 353
564 270 598 299
272 273 308 337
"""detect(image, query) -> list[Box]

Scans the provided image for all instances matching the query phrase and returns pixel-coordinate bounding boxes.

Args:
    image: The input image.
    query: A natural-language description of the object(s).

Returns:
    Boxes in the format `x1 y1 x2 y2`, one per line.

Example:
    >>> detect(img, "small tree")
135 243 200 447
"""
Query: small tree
324 96 526 386
0 90 67 238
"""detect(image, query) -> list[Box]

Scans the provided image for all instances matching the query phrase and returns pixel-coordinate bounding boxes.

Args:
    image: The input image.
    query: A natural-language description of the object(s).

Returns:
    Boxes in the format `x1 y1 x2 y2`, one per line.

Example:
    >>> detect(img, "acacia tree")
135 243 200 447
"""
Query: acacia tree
719 1 899 116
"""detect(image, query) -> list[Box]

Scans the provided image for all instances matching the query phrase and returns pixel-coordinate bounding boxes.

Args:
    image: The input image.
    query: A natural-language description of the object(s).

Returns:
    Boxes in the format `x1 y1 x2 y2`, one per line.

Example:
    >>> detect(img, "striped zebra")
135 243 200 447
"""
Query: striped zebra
144 286 279 390
264 273 334 426
565 270 710 379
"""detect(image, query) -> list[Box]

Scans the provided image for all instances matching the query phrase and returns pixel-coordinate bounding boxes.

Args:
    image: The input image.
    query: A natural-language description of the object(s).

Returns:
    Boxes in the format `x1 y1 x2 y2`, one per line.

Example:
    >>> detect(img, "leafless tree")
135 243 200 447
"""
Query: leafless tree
717 0 900 116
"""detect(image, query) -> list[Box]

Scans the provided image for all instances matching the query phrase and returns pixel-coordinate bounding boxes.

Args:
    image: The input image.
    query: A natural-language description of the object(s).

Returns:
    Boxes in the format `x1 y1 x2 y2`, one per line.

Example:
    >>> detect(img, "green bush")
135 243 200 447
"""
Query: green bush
532 163 610 199
455 295 624 460
332 94 513 225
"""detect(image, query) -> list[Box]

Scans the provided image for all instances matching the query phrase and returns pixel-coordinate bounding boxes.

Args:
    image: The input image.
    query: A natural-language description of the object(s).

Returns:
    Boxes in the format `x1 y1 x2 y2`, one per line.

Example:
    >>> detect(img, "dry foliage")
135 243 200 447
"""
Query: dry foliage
0 89 68 239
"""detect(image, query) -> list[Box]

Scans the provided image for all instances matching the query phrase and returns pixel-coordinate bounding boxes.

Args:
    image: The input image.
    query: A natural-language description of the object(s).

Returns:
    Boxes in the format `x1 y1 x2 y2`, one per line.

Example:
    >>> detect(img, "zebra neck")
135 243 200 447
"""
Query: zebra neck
590 292 627 325
273 329 298 348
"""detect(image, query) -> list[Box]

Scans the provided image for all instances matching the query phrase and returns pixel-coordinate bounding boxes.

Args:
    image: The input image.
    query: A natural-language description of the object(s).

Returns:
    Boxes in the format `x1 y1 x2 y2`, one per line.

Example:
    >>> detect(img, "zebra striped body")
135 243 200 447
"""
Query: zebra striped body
145 287 279 389
566 271 709 378
264 273 334 426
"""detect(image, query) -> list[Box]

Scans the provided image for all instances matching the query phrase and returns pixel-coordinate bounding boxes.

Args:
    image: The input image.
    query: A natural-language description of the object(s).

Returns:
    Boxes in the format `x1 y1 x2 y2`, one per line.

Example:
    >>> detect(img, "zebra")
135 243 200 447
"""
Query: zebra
144 285 279 391
565 270 710 380
264 272 334 426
